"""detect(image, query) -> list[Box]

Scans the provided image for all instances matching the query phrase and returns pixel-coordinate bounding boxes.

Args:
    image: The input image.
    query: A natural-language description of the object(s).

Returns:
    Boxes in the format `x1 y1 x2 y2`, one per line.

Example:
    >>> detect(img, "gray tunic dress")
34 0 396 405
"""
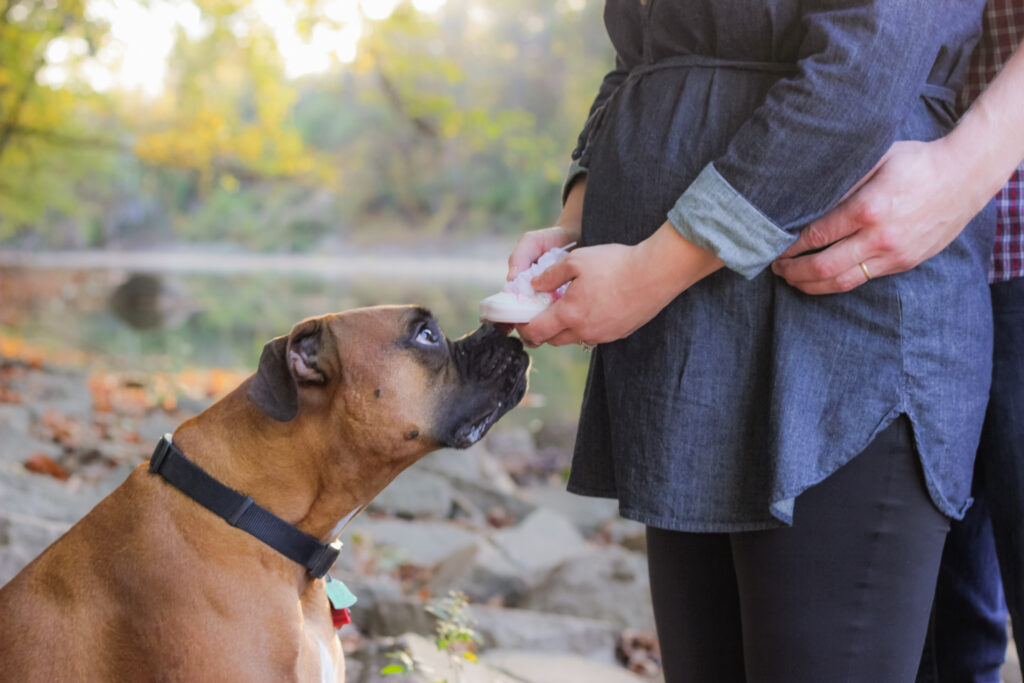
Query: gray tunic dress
566 0 996 531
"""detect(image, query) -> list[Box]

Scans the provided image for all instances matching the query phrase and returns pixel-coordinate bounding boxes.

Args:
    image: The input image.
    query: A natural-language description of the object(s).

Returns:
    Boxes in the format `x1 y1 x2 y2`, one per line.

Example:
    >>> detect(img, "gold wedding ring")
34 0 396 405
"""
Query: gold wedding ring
859 262 872 281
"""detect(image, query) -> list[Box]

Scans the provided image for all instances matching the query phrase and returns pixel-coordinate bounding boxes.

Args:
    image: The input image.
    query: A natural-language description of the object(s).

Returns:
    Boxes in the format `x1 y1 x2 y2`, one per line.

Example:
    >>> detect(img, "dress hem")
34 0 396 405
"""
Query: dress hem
567 409 972 531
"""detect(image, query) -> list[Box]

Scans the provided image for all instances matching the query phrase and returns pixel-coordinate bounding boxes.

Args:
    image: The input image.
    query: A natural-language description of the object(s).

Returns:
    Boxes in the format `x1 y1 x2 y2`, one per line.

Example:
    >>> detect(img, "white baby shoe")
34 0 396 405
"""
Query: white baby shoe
479 243 575 323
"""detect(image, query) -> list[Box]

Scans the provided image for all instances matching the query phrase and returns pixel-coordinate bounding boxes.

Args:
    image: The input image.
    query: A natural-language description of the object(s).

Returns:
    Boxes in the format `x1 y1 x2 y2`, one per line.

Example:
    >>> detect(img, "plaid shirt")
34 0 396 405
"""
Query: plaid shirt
959 0 1024 282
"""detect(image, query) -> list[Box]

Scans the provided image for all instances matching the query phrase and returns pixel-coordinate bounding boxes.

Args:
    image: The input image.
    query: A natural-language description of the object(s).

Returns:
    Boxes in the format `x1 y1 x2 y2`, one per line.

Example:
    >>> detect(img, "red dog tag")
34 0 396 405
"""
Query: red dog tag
331 607 352 629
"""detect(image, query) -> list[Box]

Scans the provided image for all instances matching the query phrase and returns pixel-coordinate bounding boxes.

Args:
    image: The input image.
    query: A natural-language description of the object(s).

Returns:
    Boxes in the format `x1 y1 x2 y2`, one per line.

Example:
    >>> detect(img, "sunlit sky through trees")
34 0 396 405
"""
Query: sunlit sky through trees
1 0 605 247
38 0 465 96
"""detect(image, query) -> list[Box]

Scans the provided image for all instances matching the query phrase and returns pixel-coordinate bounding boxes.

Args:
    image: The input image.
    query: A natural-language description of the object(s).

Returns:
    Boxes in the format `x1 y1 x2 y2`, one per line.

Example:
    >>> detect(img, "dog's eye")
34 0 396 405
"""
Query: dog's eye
415 325 440 346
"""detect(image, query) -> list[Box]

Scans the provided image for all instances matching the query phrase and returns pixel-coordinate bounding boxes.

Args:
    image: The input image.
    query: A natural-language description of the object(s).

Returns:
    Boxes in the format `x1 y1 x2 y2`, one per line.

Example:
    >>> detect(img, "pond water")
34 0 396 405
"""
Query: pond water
0 260 590 431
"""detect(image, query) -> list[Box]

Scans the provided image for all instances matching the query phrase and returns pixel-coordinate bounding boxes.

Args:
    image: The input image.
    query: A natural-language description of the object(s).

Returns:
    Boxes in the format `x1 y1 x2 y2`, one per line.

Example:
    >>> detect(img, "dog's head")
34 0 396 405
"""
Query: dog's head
246 306 529 459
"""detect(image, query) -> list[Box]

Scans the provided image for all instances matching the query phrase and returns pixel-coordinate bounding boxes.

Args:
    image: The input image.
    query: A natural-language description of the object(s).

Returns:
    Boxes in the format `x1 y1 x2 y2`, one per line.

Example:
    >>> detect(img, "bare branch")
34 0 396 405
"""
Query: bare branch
375 67 439 140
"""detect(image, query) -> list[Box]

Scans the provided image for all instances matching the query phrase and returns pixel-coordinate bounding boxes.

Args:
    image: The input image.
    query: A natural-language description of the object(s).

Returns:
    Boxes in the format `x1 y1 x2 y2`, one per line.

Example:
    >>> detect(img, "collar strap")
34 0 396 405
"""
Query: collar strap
148 435 340 579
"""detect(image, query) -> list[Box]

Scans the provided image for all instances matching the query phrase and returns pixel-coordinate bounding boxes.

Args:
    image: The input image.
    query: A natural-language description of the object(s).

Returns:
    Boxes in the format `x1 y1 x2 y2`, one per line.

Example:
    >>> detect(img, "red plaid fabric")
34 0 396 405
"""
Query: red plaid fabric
960 0 1024 282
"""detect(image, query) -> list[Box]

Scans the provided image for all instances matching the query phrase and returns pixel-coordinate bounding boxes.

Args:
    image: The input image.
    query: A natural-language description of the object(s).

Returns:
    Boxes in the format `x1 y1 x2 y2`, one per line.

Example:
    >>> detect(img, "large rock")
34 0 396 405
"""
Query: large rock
335 573 405 628
481 650 654 683
602 518 648 553
343 517 480 568
470 605 618 661
0 403 31 437
422 444 518 495
520 486 620 536
7 368 93 420
520 546 655 632
0 460 131 584
0 463 123 523
491 508 589 576
419 445 535 521
484 428 536 464
0 428 62 466
364 599 438 637
0 509 70 585
368 468 455 519
427 539 528 604
137 411 183 443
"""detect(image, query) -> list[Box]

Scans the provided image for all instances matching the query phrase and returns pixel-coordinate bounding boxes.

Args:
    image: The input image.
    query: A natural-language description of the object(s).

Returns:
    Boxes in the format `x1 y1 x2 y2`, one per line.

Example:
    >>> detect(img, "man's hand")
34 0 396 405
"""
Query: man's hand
773 41 1024 295
771 140 981 294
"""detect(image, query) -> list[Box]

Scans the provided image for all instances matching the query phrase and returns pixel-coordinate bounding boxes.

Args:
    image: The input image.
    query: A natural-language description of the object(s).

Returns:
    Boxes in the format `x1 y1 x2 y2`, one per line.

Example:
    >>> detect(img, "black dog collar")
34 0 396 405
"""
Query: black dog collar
148 435 341 579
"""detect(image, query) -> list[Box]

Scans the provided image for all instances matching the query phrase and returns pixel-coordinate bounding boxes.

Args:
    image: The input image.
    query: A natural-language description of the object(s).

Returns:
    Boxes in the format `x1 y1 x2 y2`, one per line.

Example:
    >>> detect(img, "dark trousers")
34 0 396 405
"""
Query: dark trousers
647 417 951 683
918 277 1024 683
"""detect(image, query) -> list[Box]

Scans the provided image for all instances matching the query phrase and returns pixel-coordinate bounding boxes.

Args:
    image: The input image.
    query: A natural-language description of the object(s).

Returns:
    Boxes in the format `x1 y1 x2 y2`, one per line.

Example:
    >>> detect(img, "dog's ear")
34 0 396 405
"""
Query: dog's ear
287 324 327 385
247 320 328 422
248 335 298 422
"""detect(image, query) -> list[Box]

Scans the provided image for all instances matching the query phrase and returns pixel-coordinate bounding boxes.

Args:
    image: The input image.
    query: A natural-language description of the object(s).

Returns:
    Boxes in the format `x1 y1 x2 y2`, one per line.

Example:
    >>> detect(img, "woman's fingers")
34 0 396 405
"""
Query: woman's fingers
531 258 576 293
546 330 586 347
507 226 574 280
507 238 548 280
517 303 569 347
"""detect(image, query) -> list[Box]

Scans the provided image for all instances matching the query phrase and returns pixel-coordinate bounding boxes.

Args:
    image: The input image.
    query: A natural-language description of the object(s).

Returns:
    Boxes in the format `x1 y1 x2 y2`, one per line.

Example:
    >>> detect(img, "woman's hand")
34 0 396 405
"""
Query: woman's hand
516 223 723 347
508 177 586 280
506 225 580 280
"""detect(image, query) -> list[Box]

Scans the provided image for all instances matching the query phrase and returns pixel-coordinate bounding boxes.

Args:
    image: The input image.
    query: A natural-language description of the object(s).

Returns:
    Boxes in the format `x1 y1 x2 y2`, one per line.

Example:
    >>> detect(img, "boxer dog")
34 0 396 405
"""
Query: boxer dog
0 306 529 682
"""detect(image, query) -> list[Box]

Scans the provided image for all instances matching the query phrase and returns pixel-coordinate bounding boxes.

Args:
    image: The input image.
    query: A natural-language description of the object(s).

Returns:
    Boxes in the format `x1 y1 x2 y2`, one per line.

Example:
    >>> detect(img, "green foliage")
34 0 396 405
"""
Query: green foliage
381 591 482 683
0 0 612 248
425 591 482 656
0 0 119 239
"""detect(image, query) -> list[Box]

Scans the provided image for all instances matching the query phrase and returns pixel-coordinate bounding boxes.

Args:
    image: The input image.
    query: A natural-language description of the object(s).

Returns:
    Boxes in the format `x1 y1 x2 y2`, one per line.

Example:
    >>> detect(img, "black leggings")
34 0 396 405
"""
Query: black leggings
647 417 951 683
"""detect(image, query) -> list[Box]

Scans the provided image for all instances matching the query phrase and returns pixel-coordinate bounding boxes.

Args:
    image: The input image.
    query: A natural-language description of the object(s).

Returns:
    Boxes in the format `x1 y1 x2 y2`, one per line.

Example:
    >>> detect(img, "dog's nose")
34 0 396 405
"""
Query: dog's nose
479 321 514 337
462 321 505 343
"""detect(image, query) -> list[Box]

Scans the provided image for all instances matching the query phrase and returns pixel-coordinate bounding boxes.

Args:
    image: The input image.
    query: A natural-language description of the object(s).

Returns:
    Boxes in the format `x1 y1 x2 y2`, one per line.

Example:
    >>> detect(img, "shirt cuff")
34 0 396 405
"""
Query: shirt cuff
562 158 588 205
667 163 796 279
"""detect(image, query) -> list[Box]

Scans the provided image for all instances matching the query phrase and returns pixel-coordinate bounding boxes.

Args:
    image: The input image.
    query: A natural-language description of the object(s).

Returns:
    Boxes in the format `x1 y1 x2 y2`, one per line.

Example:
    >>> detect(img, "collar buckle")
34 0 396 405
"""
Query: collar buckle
148 434 174 474
306 540 342 579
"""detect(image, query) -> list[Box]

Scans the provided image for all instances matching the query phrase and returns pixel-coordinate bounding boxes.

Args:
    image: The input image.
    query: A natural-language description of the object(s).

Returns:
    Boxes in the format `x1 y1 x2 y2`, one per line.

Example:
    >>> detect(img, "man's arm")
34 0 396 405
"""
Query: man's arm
772 44 1024 294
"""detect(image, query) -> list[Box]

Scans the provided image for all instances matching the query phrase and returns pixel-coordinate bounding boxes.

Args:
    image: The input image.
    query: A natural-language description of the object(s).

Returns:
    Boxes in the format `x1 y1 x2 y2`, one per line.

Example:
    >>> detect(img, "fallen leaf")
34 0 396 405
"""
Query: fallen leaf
24 454 70 481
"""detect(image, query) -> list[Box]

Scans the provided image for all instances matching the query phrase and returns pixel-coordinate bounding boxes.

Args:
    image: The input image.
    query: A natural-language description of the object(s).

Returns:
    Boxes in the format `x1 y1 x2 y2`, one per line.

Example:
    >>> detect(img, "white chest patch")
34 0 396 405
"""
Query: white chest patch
316 635 337 683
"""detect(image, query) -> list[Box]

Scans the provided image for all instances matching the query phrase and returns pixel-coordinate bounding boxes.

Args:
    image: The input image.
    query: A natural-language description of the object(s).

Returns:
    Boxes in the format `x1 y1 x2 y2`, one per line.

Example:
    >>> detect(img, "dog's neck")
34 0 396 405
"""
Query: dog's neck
169 383 404 548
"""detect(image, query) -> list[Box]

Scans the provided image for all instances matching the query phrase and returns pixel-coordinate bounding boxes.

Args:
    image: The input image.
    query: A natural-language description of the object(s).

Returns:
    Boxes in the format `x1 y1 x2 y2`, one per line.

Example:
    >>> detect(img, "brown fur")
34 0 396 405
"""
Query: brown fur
0 306 524 682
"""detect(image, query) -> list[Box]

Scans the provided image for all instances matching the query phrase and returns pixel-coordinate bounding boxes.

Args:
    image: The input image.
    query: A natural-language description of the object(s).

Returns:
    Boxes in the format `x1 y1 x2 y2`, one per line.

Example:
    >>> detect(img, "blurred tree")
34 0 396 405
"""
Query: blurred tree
0 0 117 238
332 0 610 237
132 14 334 191
0 0 611 249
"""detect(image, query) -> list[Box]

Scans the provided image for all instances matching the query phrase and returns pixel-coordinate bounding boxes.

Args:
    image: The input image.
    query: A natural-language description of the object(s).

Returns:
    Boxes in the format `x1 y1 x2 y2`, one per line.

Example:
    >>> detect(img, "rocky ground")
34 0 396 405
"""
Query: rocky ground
0 355 661 682
1 354 1020 683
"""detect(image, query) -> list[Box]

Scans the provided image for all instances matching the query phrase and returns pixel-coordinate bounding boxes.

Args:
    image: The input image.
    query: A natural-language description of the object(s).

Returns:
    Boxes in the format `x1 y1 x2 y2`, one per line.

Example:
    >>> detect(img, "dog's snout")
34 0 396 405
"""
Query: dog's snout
453 326 527 381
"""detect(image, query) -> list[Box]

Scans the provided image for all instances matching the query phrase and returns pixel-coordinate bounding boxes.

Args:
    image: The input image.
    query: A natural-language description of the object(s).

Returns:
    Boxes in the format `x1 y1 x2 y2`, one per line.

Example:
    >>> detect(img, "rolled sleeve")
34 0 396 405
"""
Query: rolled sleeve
667 1 983 277
668 163 796 279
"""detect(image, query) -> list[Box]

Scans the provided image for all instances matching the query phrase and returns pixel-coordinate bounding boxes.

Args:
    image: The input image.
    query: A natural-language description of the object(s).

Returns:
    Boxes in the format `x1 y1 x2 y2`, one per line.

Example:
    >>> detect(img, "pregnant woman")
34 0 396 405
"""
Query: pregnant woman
507 2 995 680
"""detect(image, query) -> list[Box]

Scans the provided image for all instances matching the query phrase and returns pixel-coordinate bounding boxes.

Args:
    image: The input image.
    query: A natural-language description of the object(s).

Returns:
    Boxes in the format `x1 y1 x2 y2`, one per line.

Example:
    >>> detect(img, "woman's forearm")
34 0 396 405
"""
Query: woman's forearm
556 177 587 242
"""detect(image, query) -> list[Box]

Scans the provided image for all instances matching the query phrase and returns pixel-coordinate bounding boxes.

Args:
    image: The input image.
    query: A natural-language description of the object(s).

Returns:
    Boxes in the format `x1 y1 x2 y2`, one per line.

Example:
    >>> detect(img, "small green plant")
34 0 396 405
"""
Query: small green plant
381 591 482 682
380 650 417 677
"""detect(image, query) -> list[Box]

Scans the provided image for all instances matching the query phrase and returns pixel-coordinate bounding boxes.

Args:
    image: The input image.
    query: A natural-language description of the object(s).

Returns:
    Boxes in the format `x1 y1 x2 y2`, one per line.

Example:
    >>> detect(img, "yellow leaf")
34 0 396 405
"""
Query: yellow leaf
219 174 239 192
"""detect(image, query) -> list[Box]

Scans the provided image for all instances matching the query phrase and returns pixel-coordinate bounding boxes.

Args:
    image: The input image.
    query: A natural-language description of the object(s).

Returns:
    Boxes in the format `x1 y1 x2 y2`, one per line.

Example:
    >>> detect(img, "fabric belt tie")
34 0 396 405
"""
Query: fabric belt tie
571 54 957 165
148 435 341 579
